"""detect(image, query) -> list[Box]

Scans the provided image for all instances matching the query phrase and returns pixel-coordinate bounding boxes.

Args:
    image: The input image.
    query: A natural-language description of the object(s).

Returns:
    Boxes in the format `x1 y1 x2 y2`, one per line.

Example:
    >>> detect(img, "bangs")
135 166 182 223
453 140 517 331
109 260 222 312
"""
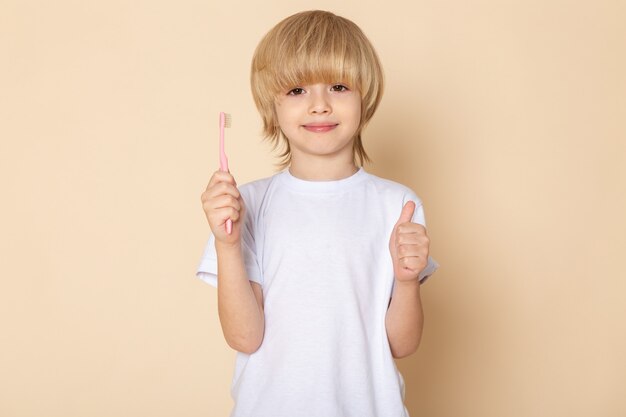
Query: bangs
268 27 362 94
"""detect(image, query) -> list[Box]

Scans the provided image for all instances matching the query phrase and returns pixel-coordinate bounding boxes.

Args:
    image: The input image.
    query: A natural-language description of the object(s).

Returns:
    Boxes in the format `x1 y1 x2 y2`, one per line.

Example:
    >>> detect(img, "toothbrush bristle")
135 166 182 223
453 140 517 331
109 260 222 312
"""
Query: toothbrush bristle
223 113 232 128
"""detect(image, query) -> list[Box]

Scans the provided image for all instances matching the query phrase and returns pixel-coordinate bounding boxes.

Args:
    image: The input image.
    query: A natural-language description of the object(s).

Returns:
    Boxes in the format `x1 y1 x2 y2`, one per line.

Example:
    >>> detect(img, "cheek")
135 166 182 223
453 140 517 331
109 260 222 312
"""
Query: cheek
274 107 301 138
348 99 362 127
274 103 291 127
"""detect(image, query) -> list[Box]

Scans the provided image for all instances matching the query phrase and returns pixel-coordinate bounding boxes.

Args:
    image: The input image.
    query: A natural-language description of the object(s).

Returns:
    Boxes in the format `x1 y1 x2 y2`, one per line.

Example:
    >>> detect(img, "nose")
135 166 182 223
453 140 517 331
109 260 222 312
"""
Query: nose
308 89 331 115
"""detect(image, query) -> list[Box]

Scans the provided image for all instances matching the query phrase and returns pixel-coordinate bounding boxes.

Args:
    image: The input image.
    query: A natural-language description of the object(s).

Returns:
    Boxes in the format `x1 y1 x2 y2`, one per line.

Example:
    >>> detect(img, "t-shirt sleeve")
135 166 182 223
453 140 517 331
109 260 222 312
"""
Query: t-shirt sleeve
403 192 440 283
195 217 263 288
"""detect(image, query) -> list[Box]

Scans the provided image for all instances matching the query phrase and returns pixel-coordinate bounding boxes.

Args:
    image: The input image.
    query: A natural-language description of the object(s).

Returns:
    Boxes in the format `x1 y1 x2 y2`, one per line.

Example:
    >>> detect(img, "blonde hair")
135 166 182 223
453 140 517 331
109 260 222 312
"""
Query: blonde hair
250 10 384 169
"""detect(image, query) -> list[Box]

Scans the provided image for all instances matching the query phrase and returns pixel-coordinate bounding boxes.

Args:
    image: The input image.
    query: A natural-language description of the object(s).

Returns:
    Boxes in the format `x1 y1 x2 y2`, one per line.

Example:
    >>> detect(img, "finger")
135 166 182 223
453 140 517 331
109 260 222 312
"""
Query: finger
201 181 241 202
396 229 429 246
206 170 237 190
396 222 426 235
396 233 424 245
210 206 242 224
396 244 428 259
206 194 242 212
395 201 416 226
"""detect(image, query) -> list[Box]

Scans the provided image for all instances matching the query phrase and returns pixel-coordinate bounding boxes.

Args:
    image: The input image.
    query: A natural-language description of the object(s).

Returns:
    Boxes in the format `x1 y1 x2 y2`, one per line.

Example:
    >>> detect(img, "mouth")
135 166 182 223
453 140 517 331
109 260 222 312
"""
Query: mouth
302 123 339 133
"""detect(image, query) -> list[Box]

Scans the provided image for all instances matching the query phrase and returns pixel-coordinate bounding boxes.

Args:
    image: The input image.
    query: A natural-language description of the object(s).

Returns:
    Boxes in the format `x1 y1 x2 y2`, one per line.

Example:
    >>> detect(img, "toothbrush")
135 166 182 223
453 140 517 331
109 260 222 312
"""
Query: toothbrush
219 112 232 234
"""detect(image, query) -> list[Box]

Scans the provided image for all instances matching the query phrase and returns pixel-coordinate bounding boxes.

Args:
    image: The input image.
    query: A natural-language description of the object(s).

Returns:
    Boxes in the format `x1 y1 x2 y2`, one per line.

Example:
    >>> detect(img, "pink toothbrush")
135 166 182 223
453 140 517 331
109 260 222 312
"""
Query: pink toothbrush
219 112 232 234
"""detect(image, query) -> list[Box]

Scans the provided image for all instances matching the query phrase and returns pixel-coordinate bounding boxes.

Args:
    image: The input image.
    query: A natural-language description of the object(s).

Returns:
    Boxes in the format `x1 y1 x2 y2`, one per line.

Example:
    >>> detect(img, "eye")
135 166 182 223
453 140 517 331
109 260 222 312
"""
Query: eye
331 84 349 92
287 87 305 96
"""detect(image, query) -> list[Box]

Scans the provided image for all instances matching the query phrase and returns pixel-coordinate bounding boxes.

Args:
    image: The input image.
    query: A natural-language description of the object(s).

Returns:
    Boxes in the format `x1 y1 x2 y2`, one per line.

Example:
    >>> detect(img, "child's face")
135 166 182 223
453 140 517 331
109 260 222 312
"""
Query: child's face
274 82 361 165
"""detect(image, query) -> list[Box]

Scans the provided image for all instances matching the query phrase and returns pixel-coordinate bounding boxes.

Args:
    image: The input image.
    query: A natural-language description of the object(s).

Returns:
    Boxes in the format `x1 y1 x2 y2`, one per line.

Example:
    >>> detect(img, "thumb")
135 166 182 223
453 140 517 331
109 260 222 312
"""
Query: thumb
396 201 416 225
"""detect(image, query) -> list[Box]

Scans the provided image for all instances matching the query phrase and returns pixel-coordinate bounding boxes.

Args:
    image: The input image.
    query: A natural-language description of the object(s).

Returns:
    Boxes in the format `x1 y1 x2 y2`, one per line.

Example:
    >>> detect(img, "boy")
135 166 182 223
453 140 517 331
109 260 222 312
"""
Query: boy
197 10 438 417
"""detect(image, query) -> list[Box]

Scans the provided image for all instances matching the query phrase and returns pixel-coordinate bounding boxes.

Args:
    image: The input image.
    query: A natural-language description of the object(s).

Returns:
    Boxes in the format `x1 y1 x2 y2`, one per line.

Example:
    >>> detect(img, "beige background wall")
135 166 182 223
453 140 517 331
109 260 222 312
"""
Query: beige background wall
1 0 624 416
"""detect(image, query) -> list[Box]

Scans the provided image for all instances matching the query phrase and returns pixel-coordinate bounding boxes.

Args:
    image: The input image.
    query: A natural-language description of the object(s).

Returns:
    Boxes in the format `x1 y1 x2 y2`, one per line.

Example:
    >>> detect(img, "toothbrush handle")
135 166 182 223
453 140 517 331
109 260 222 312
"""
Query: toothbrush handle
221 159 232 234
219 116 232 235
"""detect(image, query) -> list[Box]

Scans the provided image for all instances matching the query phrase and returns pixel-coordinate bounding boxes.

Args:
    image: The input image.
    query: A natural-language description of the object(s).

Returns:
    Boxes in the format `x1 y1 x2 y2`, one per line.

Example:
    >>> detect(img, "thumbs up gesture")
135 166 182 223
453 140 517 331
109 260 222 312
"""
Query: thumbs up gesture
389 201 430 282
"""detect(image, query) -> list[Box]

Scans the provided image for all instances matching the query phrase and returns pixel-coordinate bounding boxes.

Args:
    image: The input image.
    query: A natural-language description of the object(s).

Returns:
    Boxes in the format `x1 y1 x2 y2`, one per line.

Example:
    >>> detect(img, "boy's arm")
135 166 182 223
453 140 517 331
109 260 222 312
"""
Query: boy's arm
386 201 430 359
202 170 265 354
385 280 423 359
216 241 265 354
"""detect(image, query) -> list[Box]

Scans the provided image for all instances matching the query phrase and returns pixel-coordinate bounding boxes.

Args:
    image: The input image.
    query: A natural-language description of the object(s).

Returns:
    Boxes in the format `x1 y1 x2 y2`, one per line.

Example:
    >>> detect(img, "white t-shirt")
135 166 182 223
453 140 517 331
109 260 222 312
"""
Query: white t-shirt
196 168 438 417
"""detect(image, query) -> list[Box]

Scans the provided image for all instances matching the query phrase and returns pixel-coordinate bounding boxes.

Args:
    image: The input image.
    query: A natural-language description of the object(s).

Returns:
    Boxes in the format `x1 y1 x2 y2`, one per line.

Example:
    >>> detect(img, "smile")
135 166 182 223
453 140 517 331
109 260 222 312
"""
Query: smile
302 124 339 133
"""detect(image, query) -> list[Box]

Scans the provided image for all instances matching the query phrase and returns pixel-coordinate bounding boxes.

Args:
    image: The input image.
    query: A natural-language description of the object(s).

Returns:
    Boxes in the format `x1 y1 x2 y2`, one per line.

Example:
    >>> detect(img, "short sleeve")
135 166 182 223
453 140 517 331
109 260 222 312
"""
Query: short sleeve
403 192 439 283
195 223 263 288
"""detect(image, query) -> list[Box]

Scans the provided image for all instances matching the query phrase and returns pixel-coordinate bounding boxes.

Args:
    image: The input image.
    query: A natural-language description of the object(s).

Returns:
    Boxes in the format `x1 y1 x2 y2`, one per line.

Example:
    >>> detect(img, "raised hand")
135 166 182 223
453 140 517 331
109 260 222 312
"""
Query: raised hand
388 201 430 282
200 170 246 246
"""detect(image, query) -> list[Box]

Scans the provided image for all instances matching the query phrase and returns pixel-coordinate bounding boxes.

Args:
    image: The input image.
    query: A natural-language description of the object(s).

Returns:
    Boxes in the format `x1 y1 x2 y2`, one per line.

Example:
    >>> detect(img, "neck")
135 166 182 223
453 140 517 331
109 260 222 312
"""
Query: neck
288 156 359 181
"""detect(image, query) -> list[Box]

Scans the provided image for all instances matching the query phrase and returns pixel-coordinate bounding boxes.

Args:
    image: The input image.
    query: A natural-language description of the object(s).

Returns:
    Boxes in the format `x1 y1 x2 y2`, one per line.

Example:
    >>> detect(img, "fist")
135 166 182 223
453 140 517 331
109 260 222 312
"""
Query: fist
389 201 430 282
200 170 246 245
